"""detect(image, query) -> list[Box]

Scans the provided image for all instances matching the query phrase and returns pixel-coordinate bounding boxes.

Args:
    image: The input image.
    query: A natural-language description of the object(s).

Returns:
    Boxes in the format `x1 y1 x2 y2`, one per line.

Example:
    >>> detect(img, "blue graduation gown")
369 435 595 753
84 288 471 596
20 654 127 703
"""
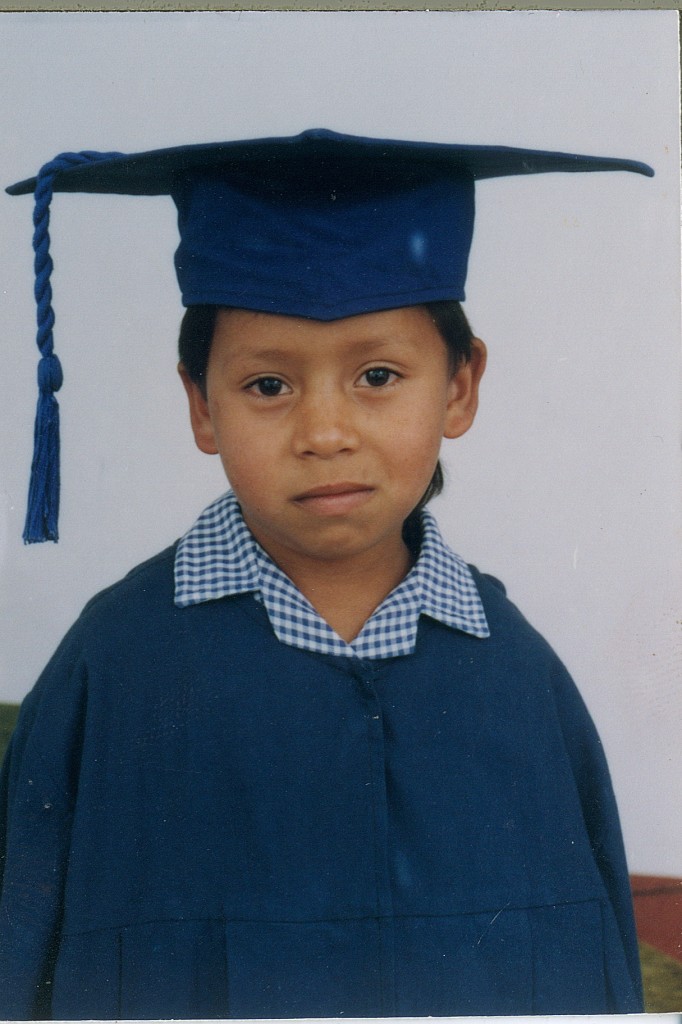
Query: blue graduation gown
0 546 643 1018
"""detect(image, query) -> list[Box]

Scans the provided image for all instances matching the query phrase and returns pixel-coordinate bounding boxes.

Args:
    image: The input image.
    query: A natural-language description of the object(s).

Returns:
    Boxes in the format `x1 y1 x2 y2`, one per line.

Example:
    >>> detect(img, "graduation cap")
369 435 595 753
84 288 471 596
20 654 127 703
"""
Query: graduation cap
7 127 654 542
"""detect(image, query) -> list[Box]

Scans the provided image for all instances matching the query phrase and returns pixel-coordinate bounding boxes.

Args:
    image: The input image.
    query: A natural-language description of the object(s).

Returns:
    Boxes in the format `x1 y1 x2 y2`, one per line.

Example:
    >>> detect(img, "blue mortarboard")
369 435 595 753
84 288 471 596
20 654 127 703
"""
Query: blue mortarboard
7 128 654 542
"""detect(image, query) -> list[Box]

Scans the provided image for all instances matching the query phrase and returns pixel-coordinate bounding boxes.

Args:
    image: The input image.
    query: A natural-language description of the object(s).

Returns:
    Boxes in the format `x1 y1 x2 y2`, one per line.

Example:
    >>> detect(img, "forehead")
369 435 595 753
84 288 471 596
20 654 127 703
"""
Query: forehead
211 305 445 360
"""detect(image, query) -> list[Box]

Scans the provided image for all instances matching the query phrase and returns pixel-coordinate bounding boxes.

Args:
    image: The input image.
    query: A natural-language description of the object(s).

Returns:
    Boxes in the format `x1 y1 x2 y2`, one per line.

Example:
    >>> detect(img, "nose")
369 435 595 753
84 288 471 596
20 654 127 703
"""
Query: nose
292 390 360 458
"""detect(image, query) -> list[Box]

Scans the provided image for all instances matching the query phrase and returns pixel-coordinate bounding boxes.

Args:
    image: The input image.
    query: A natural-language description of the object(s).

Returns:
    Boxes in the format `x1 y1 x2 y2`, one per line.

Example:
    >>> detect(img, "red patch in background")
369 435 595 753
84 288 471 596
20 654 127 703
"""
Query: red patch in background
631 875 682 963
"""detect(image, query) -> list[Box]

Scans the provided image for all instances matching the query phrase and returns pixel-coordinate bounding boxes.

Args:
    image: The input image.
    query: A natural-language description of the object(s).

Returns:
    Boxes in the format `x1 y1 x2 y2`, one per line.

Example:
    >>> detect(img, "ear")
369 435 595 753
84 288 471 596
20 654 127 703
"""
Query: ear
178 363 219 455
443 338 487 439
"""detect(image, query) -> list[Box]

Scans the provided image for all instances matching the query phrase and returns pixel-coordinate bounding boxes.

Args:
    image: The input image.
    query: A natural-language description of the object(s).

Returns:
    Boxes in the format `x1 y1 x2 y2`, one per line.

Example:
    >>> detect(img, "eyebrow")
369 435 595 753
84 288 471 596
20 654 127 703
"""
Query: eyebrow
232 347 296 364
232 336 407 366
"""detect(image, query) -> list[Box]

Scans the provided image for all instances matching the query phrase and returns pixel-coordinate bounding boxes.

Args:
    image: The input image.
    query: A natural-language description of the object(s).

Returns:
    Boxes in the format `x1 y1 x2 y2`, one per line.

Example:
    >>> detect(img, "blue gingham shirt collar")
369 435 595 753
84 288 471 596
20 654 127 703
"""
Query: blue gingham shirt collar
175 491 489 658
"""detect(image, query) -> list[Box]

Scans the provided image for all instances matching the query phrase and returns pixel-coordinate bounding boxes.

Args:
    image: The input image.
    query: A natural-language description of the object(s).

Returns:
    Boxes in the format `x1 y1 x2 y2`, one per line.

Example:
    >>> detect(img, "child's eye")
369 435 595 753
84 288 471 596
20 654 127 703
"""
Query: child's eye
246 376 289 397
361 367 399 388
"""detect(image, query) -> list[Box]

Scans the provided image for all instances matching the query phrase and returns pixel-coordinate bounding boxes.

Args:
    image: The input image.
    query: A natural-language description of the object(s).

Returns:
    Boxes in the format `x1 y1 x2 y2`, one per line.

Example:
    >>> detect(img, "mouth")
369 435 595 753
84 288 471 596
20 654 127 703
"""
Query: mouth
292 483 374 515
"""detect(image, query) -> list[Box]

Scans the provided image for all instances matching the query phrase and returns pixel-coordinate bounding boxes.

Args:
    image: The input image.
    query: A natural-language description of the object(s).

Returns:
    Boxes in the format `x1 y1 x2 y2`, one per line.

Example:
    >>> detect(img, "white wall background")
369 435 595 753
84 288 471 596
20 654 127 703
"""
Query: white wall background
0 10 679 876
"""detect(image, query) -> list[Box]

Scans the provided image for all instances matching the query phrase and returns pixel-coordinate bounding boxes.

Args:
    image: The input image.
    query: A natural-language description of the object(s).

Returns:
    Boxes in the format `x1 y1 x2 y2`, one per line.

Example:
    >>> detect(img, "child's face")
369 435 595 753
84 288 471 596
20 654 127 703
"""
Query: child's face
180 306 485 576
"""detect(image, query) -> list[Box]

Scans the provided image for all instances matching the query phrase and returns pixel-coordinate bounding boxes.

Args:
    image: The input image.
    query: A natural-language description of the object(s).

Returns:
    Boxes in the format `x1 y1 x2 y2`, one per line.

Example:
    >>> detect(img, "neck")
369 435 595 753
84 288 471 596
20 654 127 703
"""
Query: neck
269 540 413 644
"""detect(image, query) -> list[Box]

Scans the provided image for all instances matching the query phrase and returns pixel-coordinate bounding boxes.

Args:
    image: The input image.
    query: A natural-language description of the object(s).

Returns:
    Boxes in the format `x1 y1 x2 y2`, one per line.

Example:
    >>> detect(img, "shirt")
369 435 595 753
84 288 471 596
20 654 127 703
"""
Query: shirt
174 491 489 659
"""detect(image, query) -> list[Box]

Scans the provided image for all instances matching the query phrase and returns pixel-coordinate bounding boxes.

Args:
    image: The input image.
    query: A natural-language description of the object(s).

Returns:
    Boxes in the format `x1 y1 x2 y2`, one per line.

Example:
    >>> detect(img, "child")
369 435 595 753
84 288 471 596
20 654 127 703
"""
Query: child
0 129 652 1019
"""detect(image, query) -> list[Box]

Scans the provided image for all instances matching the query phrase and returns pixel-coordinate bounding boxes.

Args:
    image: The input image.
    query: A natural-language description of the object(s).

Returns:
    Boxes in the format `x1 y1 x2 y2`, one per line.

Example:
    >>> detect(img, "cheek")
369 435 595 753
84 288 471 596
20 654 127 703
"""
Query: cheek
211 413 281 500
387 391 449 452
217 442 257 492
205 406 245 478
382 414 445 485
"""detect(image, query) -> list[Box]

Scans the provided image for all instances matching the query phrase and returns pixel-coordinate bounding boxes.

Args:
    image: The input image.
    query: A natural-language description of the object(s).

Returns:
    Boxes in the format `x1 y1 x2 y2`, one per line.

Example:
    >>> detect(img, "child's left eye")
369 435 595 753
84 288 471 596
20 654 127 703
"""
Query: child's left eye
361 368 398 388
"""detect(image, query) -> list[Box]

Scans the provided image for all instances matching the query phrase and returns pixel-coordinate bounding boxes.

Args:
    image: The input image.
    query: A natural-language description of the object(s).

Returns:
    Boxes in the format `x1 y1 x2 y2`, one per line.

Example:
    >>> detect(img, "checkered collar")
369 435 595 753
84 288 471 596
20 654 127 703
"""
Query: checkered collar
174 491 489 659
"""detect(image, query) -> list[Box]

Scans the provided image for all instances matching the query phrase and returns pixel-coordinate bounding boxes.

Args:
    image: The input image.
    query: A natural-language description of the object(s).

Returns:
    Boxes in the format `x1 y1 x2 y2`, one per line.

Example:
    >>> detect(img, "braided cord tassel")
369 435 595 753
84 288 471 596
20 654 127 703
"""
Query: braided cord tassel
24 150 122 543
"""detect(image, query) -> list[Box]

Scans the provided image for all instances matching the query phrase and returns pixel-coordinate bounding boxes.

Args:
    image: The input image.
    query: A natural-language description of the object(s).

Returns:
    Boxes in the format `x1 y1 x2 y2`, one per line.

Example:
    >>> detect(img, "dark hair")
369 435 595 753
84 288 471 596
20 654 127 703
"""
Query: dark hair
178 301 475 534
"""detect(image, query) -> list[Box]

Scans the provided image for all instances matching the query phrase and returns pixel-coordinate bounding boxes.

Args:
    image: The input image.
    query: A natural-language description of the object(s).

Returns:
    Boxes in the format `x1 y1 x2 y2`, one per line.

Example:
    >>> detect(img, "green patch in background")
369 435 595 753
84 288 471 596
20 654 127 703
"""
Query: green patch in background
640 941 682 1013
0 702 19 762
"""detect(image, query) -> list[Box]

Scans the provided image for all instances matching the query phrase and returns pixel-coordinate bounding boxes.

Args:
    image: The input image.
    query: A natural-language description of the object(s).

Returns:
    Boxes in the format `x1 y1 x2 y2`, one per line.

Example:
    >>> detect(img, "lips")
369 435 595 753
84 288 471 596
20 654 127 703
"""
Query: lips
292 482 374 515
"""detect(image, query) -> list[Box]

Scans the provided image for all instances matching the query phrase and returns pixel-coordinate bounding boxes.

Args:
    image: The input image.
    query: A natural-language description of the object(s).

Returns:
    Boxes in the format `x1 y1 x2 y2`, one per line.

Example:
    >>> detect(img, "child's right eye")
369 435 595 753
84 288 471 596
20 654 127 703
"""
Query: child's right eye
246 377 288 397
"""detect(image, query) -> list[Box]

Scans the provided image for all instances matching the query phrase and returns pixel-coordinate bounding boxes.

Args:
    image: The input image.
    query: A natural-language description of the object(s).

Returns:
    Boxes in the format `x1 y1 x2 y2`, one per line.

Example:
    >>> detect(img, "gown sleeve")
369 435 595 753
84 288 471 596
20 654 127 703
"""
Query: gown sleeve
0 633 88 1019
549 654 644 1009
478 569 643 1011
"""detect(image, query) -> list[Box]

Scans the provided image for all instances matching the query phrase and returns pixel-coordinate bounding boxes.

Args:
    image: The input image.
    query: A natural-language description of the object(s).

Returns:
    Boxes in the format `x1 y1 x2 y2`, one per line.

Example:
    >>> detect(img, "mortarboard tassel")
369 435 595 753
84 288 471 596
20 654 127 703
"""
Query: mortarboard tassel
24 150 121 543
